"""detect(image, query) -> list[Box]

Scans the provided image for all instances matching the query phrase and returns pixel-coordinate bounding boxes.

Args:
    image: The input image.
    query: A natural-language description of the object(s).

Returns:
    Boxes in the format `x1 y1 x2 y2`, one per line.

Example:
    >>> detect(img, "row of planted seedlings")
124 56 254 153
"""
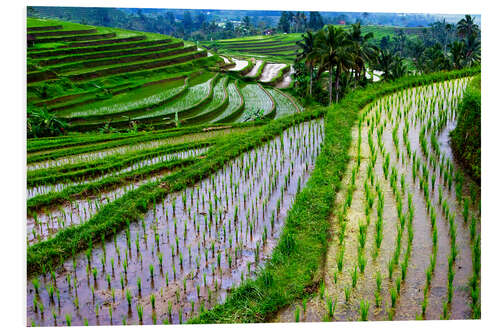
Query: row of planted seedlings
27 118 325 326
27 143 212 244
27 157 193 245
370 77 479 320
289 77 478 323
27 143 210 199
413 78 481 319
291 95 415 322
27 126 235 171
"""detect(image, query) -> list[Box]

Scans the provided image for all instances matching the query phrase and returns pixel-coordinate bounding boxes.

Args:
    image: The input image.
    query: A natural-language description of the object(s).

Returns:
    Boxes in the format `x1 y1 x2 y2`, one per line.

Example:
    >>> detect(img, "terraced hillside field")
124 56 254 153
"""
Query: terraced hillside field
26 109 324 326
28 18 303 131
26 17 480 328
203 26 425 65
203 34 302 64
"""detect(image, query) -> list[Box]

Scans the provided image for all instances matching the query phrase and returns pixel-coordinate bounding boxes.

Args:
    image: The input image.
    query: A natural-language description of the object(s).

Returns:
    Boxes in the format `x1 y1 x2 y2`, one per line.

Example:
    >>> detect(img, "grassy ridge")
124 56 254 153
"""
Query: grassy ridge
189 66 480 324
450 75 481 183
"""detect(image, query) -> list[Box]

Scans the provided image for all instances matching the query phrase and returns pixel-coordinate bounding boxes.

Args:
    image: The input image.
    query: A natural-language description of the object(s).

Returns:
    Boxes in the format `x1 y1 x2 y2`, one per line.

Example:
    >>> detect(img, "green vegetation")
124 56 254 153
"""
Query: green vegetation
28 18 302 135
450 75 481 183
26 11 481 327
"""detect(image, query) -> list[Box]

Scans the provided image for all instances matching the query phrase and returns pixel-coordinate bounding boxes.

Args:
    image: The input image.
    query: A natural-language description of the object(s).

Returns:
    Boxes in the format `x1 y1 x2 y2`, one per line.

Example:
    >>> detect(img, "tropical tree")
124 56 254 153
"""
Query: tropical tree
463 34 481 66
315 25 354 104
457 15 480 38
449 41 465 69
423 43 450 72
27 106 67 138
296 30 318 96
373 49 394 80
373 50 408 80
390 56 409 80
347 22 378 86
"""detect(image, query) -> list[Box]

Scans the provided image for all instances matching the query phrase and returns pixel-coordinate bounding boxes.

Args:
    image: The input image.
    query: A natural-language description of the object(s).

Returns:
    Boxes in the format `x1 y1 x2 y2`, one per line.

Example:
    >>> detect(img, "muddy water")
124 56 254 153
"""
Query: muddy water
219 56 231 64
260 63 287 83
27 148 208 199
275 66 295 89
228 58 248 72
27 119 324 327
245 60 264 78
274 78 480 322
27 169 177 245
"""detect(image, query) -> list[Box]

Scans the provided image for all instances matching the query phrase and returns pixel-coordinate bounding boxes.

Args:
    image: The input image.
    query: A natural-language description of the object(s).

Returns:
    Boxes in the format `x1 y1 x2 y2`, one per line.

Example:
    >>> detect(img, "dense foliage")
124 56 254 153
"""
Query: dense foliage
27 105 67 138
450 76 481 183
293 16 480 106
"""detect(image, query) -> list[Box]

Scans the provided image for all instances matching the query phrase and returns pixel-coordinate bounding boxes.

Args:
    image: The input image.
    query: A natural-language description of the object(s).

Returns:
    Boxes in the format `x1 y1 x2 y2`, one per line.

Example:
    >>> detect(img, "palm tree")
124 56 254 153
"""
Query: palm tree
449 41 465 69
424 43 450 72
374 49 394 80
27 106 67 138
296 30 318 96
391 56 408 80
457 15 479 38
315 25 354 104
463 34 481 66
348 22 378 86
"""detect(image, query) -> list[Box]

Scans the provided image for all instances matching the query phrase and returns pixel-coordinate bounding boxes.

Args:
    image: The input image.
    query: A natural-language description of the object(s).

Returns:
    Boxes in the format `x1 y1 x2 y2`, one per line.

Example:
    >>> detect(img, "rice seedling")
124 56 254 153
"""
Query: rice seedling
344 286 351 303
359 300 370 321
336 246 345 272
390 287 397 308
351 267 358 289
374 290 381 308
325 296 336 319
387 307 395 321
150 294 156 309
136 304 144 324
126 289 132 308
319 281 325 300
295 306 300 322
65 314 72 326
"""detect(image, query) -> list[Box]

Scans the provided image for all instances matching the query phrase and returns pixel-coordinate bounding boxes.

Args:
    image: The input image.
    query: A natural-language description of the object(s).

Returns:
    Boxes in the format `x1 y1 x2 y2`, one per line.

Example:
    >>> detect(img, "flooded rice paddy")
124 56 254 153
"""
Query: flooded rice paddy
27 147 208 199
274 78 480 322
27 119 324 326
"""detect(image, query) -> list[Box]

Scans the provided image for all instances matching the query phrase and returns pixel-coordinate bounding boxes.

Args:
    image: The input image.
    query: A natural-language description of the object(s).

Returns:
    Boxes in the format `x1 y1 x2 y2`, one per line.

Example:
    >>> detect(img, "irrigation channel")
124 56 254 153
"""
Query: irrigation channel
275 78 480 322
27 119 325 326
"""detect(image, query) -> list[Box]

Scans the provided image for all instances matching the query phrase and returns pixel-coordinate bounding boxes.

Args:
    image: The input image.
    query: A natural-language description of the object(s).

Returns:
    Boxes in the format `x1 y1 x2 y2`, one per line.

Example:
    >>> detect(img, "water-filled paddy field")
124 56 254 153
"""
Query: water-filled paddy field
27 119 324 326
274 78 480 322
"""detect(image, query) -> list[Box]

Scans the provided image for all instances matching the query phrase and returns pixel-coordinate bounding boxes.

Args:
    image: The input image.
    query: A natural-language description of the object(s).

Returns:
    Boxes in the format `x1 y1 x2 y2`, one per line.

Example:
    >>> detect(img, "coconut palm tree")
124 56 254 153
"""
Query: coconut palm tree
315 25 354 104
296 30 318 96
391 56 409 80
348 22 378 86
463 34 481 66
374 49 394 80
457 15 479 38
449 41 465 69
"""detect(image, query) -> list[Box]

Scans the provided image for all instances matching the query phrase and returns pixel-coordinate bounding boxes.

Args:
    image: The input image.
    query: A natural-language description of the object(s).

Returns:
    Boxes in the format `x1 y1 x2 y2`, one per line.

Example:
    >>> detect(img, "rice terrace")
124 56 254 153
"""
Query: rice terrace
26 6 481 327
